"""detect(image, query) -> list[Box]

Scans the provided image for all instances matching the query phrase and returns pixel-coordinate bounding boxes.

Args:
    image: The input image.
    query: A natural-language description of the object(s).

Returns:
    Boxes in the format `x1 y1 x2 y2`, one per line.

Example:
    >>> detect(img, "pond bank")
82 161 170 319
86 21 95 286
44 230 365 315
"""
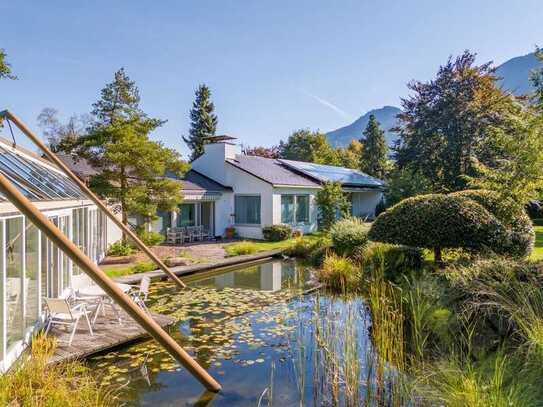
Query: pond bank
113 249 285 284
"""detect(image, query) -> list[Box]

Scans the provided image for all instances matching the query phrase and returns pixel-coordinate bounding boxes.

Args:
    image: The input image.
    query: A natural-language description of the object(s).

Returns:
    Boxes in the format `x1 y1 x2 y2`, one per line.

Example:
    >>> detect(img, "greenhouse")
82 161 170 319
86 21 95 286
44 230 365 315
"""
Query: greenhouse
0 136 108 371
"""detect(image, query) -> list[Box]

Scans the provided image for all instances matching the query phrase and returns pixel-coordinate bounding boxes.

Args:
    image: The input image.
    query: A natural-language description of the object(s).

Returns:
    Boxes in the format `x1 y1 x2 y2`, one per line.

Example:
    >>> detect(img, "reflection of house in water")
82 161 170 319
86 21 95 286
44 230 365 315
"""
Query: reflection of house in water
197 260 301 292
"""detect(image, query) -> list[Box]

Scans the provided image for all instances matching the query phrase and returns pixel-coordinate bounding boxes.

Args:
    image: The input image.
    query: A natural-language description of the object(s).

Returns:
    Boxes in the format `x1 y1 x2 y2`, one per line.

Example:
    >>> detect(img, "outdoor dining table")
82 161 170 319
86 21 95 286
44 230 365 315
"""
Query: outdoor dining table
77 282 133 325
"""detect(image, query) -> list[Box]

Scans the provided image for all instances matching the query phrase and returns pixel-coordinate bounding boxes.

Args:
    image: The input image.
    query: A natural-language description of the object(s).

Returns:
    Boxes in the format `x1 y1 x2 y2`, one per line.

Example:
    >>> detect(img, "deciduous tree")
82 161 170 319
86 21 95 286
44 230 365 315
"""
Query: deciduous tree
315 181 351 231
0 48 16 80
279 129 340 165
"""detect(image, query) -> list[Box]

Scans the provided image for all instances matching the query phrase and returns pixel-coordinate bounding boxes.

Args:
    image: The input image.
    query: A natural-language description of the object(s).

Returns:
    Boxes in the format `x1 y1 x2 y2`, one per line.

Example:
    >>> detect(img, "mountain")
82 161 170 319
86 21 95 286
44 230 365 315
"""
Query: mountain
327 51 542 148
326 105 401 148
495 51 540 96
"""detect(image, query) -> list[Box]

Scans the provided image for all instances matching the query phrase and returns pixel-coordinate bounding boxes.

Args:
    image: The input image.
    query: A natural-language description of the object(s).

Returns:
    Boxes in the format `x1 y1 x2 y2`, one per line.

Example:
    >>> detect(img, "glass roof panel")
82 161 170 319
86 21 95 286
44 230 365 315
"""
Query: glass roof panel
279 159 385 187
0 146 86 201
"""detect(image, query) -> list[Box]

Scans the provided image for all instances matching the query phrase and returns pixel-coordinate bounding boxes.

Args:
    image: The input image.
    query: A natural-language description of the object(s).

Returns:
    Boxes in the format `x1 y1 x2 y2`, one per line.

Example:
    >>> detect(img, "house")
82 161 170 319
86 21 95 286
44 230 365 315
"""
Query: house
156 136 385 239
0 137 112 372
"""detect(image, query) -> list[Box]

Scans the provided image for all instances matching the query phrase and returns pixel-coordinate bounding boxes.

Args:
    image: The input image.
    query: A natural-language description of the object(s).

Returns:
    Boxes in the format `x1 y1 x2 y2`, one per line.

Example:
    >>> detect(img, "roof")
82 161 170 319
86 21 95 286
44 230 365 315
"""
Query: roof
0 138 86 202
226 154 385 189
55 153 98 178
226 155 321 187
174 170 232 192
279 159 385 189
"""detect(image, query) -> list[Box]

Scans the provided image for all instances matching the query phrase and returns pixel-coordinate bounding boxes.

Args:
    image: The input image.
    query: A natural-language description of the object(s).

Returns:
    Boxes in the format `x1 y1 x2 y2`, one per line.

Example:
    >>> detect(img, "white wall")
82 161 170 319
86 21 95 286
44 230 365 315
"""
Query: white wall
351 190 383 219
272 187 319 235
191 143 237 186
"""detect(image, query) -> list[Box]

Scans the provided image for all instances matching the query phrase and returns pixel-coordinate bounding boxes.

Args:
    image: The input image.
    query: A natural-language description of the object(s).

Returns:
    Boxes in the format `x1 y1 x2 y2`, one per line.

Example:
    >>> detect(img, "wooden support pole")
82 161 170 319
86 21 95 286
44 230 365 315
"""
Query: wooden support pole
0 171 221 392
0 110 186 289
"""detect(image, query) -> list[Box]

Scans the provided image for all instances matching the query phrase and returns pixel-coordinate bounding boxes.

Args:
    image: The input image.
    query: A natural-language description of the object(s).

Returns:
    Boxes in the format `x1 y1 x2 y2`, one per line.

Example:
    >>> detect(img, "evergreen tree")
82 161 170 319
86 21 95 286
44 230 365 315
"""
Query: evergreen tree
359 115 388 178
0 48 16 80
68 68 189 234
184 84 218 161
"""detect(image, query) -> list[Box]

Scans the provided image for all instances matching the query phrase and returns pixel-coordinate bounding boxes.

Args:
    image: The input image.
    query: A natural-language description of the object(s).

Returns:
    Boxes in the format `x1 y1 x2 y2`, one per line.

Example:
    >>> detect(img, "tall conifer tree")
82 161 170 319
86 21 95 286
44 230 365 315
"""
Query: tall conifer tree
184 84 218 161
360 114 388 178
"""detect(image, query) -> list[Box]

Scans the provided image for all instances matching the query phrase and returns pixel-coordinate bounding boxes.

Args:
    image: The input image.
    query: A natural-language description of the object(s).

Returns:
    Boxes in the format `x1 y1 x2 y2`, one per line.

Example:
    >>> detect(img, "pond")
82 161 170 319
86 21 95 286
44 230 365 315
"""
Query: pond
89 259 394 406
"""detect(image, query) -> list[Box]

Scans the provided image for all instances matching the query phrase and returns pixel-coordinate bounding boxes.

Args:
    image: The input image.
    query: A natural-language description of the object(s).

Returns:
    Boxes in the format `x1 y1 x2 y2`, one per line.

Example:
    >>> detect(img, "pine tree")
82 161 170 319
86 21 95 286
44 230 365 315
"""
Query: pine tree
68 68 188 233
184 84 218 161
360 115 388 179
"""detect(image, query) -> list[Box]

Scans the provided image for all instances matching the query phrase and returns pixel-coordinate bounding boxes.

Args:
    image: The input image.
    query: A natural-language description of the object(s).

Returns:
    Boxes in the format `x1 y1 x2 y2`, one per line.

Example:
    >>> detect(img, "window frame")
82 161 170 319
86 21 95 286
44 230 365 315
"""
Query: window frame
280 194 310 225
234 194 262 226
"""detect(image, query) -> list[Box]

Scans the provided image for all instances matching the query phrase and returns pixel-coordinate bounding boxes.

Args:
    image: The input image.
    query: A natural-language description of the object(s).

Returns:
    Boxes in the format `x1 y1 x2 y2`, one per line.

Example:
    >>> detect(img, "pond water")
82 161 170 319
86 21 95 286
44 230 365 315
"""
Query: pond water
89 259 387 406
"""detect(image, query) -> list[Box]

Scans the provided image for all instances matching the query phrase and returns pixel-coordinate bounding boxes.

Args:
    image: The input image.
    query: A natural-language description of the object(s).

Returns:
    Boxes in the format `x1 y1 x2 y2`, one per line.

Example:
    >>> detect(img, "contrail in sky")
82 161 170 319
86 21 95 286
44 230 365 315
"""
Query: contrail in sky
301 90 353 120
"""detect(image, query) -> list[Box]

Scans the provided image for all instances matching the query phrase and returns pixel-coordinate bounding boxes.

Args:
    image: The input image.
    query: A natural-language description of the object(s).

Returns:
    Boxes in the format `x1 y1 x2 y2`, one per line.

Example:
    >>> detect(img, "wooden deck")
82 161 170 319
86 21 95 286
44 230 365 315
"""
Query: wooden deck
48 307 176 365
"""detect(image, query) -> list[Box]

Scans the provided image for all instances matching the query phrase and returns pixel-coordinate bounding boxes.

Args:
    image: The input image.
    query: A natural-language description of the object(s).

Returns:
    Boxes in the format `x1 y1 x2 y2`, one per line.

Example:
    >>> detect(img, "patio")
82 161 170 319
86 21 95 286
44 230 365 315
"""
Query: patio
47 308 176 365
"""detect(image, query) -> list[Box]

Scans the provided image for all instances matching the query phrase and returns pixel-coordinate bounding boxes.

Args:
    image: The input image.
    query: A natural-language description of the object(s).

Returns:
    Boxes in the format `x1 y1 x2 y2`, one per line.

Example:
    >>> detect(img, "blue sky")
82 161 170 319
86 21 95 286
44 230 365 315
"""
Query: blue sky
1 0 542 157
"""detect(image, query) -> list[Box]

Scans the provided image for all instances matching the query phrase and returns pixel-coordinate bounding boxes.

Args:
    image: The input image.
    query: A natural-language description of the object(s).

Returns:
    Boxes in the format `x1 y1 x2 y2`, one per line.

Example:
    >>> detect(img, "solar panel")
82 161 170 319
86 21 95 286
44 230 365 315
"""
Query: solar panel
279 159 385 187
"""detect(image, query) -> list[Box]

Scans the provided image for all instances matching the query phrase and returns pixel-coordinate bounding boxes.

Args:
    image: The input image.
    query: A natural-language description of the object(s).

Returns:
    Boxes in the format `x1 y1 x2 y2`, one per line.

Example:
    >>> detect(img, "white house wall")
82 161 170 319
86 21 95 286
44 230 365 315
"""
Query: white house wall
351 191 383 219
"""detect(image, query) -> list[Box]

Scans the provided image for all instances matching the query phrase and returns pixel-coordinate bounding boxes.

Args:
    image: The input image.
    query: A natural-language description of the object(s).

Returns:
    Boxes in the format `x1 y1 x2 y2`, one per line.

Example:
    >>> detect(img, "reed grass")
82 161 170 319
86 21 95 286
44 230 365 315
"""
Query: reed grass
224 240 258 256
318 253 362 293
0 333 118 407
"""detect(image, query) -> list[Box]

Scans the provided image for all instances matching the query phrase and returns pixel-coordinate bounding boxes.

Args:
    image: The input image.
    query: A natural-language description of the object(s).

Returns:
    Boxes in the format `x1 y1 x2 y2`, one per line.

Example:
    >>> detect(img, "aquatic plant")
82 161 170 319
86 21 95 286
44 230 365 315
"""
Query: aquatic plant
318 253 362 293
0 334 118 407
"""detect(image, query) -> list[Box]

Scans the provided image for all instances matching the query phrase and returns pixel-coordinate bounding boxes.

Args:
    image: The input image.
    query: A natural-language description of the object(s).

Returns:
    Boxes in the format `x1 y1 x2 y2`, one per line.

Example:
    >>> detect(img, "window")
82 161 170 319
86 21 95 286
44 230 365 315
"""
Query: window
281 195 310 224
25 221 40 330
178 204 196 227
235 195 261 225
6 217 23 351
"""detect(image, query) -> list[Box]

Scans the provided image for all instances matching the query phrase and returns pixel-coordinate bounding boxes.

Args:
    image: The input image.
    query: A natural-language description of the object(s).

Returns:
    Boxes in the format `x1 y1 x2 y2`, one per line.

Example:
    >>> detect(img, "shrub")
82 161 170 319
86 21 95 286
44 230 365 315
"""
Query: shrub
131 261 157 273
319 253 361 293
451 190 535 258
135 230 164 247
359 242 424 282
330 217 369 257
368 194 508 262
225 241 258 256
285 236 332 265
262 224 292 241
107 240 134 257
316 181 351 231
0 334 117 406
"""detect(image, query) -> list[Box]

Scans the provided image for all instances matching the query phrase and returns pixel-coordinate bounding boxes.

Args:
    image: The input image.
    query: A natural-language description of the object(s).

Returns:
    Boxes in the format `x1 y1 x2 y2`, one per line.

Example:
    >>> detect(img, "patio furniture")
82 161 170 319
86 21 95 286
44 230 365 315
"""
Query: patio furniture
77 282 133 325
44 298 94 346
129 276 151 314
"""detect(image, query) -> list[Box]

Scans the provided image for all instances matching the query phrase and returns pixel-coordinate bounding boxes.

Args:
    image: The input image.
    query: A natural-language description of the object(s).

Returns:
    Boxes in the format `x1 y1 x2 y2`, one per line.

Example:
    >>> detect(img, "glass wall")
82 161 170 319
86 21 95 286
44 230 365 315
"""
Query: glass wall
25 221 40 331
281 195 310 224
1 204 108 371
6 217 24 352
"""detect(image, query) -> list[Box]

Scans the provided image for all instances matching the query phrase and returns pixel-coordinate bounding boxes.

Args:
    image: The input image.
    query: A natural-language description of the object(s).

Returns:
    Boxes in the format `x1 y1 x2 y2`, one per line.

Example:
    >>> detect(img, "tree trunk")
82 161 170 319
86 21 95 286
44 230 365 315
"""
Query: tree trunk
434 247 443 265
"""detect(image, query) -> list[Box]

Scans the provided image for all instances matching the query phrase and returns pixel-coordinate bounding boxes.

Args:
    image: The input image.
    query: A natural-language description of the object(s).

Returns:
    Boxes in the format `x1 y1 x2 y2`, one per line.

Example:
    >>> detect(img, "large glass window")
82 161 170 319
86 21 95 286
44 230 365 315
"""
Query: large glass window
25 221 40 331
281 195 295 223
178 204 196 227
235 196 261 225
6 217 24 351
60 216 70 291
281 195 310 224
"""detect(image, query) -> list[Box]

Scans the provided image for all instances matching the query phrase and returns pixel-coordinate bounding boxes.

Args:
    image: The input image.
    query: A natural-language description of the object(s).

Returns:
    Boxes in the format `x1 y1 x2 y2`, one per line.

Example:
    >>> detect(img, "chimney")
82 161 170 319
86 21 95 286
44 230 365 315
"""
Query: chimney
202 135 238 160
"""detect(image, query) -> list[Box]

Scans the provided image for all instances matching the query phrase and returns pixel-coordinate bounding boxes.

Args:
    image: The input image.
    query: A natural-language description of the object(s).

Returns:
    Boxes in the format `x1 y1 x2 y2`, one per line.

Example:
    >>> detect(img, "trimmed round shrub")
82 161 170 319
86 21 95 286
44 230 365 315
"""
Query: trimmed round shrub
330 217 369 257
262 224 293 241
368 194 508 261
450 190 534 258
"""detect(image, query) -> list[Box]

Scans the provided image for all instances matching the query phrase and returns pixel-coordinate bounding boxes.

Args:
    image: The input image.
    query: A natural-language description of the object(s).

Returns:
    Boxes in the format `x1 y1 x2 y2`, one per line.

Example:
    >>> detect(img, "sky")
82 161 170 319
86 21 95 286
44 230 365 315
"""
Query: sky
1 0 542 158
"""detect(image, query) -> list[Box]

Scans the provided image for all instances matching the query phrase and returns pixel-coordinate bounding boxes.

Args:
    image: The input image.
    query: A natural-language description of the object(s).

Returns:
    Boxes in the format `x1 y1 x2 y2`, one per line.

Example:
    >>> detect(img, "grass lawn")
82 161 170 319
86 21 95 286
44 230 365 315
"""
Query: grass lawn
530 223 543 261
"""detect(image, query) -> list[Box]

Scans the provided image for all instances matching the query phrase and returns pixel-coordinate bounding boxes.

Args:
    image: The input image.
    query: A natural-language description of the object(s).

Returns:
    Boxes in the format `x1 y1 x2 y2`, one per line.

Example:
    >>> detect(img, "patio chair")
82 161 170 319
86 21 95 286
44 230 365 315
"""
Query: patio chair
44 297 94 346
130 276 151 314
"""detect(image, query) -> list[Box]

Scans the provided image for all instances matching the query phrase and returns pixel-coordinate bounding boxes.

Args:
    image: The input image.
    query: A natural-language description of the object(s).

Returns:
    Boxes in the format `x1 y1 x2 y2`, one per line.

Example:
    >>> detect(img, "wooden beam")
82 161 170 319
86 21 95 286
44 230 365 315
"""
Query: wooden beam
0 110 186 289
0 170 221 392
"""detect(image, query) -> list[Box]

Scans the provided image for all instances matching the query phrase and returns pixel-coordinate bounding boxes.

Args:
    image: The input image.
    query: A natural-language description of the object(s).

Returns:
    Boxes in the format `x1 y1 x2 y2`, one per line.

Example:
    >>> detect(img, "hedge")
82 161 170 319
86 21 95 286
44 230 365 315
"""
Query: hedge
262 224 293 241
368 194 508 261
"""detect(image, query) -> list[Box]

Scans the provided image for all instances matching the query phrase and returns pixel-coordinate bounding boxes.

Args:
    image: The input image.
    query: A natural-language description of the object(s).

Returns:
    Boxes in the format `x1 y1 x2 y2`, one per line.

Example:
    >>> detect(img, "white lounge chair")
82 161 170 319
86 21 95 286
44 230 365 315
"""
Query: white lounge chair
44 298 94 346
130 276 151 314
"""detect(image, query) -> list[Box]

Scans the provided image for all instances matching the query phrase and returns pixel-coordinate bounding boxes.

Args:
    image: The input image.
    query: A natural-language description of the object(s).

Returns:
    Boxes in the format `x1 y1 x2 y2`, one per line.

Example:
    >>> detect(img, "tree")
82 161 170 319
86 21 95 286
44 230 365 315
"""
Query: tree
315 181 351 231
360 115 388 178
243 145 280 159
394 51 517 192
183 84 218 161
68 68 189 234
336 140 363 169
0 48 16 80
385 167 433 207
279 129 340 165
369 194 508 263
37 108 90 152
468 48 543 204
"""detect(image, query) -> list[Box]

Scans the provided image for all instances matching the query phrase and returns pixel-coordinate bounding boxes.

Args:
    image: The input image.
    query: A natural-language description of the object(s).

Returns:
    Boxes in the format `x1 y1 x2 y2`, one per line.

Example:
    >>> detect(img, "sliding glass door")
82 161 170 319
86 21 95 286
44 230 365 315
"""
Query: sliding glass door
6 217 24 352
